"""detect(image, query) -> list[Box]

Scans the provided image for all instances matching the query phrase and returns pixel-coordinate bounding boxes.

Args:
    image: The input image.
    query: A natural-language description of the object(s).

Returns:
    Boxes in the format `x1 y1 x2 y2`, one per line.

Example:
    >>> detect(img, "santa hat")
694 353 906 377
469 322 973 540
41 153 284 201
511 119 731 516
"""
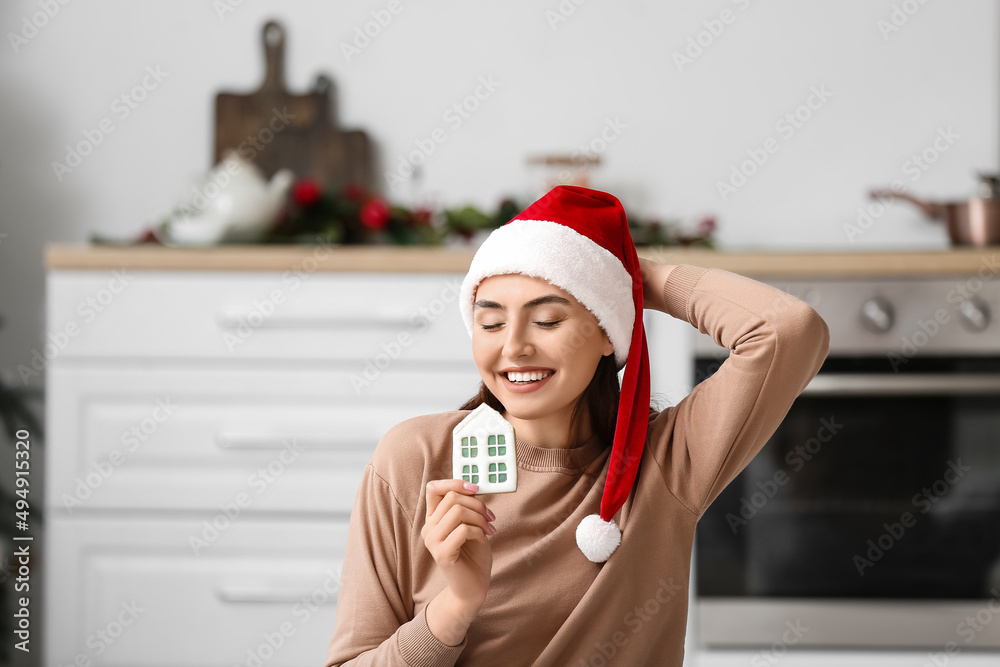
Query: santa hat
458 185 650 562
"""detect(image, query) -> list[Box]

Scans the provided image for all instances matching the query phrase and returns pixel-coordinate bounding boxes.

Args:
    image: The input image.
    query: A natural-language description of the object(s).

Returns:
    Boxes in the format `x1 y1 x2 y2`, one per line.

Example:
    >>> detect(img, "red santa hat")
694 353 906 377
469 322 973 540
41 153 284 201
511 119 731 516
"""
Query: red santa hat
458 185 650 562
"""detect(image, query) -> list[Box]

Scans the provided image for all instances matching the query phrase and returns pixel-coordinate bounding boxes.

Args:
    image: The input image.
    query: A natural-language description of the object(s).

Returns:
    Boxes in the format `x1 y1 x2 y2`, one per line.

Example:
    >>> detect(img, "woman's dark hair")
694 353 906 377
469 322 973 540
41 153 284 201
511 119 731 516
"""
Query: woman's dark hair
459 353 624 447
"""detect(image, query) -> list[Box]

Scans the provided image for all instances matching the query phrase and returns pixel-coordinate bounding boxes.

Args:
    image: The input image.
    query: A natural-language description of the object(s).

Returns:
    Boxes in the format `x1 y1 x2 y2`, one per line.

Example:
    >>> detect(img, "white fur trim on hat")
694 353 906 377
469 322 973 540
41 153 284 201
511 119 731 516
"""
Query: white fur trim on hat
576 514 621 562
459 219 635 369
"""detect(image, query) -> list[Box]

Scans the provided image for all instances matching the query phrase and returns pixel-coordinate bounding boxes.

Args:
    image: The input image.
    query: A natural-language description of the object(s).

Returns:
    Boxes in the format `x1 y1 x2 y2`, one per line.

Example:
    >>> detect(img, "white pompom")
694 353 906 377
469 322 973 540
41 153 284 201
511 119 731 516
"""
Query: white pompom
576 514 621 562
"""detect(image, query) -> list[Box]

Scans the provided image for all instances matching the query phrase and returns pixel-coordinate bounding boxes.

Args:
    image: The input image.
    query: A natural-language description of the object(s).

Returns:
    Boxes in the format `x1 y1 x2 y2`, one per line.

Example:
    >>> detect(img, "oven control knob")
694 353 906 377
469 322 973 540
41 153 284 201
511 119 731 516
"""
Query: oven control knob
860 296 894 333
958 297 991 332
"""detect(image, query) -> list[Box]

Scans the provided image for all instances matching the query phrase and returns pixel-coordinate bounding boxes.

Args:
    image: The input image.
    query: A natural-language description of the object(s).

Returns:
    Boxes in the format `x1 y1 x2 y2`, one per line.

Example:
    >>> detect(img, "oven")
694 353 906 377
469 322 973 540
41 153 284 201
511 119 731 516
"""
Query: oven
693 273 1000 650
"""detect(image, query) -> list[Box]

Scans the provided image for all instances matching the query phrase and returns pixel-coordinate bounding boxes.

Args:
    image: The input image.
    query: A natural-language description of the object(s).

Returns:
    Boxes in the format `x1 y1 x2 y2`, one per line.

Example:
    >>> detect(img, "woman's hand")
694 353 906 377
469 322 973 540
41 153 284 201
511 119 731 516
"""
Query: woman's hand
421 479 495 645
638 256 675 313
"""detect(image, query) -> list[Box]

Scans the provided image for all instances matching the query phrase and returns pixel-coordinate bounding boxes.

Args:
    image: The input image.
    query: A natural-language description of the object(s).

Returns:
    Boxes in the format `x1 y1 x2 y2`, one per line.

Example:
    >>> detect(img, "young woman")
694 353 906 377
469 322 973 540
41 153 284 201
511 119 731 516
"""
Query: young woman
324 186 829 666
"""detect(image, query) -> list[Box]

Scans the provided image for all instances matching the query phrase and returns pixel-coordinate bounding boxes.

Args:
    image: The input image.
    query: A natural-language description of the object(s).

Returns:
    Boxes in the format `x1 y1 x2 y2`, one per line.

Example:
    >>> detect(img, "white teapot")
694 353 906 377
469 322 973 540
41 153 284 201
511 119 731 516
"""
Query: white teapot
164 152 295 245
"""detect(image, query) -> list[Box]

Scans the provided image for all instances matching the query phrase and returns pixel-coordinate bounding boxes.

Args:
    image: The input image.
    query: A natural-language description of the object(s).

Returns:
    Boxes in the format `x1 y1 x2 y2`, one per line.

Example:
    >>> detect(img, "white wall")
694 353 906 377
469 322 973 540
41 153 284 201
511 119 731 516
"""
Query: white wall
0 0 996 378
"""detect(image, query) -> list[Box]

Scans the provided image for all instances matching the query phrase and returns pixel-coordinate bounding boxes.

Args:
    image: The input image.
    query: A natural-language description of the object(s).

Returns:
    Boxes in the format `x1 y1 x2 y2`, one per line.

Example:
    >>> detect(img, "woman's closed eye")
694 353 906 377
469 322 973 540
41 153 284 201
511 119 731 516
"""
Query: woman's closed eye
478 319 564 331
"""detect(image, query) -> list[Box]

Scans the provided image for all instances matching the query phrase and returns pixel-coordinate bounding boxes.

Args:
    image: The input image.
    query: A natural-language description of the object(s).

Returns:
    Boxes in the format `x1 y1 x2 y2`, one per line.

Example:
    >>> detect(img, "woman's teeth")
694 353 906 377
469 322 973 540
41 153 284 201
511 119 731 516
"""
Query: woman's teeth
506 370 553 384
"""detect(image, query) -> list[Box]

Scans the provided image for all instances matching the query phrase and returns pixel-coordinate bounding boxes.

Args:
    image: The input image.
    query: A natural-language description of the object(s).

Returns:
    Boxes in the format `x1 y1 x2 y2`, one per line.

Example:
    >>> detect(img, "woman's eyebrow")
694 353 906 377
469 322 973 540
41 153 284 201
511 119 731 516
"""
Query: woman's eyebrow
474 294 572 310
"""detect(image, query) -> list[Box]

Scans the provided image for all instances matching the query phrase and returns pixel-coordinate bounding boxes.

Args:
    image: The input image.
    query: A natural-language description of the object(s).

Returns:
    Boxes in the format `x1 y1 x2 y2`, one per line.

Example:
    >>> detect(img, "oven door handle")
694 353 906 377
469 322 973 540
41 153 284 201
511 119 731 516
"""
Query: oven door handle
801 374 1000 396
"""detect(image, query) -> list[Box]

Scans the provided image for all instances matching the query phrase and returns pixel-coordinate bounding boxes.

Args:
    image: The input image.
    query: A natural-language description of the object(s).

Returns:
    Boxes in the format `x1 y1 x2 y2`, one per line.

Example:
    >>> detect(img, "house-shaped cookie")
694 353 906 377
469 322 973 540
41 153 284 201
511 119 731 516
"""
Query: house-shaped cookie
453 404 517 494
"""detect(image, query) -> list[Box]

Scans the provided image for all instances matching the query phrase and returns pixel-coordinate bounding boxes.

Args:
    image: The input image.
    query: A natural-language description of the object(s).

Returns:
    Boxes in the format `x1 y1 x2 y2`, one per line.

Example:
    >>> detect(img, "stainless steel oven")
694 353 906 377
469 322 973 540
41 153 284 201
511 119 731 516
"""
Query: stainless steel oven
693 274 1000 650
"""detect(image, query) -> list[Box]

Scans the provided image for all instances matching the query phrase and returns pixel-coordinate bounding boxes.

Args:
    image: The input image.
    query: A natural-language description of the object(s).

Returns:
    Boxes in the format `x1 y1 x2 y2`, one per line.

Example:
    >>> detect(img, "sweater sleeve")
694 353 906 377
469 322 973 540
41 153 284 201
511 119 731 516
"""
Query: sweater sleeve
323 465 467 667
646 264 830 515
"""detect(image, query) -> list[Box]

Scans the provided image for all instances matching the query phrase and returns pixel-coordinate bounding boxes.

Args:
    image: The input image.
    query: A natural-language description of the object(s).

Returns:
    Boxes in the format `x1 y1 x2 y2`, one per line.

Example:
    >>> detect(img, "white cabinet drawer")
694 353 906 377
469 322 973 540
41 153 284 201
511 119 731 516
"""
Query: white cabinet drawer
46 270 471 361
46 364 481 513
44 515 346 667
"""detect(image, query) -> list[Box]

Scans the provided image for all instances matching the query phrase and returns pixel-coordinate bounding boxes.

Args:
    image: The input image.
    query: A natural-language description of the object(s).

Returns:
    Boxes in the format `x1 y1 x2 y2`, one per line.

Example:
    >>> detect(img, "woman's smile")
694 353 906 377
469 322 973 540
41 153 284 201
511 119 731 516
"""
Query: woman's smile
499 368 556 393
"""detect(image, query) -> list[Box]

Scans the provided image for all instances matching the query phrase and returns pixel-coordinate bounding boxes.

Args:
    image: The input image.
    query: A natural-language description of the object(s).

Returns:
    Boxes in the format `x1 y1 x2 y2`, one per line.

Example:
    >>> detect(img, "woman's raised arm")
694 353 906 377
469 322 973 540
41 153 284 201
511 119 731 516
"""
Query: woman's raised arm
640 260 830 515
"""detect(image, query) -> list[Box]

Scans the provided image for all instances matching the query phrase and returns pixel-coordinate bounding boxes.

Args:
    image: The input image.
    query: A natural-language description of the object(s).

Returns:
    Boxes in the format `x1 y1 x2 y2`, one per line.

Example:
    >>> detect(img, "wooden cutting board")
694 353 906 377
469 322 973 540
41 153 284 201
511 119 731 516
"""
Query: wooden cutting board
214 20 372 191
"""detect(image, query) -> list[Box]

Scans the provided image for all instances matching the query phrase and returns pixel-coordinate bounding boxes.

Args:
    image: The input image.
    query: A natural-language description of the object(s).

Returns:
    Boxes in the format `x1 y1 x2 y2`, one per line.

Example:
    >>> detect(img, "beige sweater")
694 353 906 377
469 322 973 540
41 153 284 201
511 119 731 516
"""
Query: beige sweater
324 264 830 667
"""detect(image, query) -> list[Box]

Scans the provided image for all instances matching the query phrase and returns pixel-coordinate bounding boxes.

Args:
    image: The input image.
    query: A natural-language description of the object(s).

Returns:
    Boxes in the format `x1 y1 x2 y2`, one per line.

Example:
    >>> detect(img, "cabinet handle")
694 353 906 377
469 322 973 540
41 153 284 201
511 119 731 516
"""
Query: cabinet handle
214 585 338 605
215 432 375 451
216 310 415 330
802 373 1000 396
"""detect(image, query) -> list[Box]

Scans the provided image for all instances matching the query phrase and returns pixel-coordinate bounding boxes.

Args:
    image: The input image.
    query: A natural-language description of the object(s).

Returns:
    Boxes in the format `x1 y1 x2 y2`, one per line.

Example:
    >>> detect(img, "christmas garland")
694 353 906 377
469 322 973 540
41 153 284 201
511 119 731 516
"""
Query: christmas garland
264 179 716 248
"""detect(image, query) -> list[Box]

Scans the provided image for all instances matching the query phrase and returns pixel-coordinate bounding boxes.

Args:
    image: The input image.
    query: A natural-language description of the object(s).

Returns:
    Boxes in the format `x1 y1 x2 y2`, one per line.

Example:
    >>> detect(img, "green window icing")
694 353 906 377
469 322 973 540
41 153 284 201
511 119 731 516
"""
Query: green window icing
470 448 478 457
498 435 505 444
489 463 496 472
462 475 470 482
461 448 469 457
489 474 497 483
470 436 477 446
462 437 468 447
488 435 496 445
498 446 506 455
498 473 507 482
488 446 497 456
498 463 506 471
471 475 479 484
462 465 470 474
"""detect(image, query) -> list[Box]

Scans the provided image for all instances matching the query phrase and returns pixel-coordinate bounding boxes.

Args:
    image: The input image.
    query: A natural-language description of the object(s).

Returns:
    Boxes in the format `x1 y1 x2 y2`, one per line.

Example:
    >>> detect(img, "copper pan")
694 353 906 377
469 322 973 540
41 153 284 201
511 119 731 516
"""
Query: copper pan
870 178 1000 247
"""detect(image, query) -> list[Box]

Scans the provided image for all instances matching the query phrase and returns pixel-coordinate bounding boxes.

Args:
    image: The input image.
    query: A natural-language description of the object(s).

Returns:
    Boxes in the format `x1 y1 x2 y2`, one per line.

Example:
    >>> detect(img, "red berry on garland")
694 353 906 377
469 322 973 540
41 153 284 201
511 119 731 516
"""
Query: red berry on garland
292 179 323 207
360 198 390 230
136 228 160 244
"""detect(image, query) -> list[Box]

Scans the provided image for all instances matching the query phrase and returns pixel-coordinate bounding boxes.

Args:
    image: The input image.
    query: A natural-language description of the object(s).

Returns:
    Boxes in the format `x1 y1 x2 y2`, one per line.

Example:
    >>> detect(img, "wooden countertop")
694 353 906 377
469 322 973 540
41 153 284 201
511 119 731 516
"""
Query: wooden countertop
44 243 998 277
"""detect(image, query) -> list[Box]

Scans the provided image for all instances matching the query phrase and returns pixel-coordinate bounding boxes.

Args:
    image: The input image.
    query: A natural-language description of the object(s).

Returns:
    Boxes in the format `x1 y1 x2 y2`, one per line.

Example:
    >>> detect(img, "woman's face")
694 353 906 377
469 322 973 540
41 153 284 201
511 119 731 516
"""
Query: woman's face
472 273 614 424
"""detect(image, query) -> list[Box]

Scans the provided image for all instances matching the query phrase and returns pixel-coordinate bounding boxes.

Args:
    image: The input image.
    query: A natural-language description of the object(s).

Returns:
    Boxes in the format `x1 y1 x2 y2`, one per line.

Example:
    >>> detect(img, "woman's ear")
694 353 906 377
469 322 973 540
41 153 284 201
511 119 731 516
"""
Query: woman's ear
602 331 614 358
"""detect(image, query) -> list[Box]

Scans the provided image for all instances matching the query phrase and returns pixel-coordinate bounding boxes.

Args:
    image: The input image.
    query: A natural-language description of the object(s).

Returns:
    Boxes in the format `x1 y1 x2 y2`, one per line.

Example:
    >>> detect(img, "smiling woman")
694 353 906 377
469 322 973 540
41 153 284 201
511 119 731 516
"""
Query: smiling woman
324 186 830 667
466 274 617 451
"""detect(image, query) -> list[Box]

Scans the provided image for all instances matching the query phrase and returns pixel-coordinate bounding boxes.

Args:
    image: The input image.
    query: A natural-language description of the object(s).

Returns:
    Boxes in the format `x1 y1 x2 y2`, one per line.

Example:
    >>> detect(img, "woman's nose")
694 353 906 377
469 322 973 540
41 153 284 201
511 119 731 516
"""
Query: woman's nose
502 321 534 359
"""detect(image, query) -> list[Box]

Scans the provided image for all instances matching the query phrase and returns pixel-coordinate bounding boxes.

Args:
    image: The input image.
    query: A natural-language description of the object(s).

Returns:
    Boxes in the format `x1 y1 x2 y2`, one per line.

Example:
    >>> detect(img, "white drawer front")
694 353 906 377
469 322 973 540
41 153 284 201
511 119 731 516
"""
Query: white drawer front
46 270 472 361
46 364 482 513
44 515 346 667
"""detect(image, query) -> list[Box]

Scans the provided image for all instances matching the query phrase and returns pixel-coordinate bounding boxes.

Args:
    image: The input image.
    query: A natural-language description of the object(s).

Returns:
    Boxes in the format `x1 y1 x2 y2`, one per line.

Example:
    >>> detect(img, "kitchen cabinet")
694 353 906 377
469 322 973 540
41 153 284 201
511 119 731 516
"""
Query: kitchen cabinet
41 259 692 665
45 515 347 667
42 269 484 666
